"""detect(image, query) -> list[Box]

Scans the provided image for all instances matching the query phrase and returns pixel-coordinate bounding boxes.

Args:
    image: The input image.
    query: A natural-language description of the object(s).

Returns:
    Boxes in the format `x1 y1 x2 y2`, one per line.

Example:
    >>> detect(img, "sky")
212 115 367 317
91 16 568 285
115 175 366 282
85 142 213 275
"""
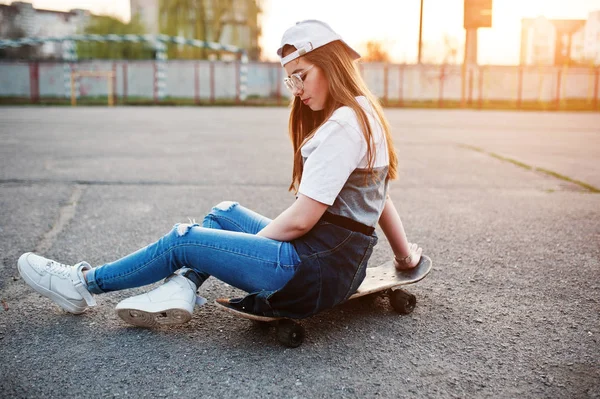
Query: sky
2 0 600 64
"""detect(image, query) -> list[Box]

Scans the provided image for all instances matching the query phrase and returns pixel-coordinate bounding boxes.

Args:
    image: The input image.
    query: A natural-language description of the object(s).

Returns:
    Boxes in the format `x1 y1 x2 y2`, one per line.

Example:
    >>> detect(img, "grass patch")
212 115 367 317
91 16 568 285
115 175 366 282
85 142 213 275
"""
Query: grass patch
457 144 485 153
459 144 599 193
535 168 600 193
1 96 599 111
487 152 534 171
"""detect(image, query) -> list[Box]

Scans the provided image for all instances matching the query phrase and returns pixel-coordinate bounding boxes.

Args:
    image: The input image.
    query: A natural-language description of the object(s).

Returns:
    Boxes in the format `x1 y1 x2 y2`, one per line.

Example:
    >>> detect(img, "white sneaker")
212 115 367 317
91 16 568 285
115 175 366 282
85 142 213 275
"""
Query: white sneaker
115 270 203 328
17 252 96 314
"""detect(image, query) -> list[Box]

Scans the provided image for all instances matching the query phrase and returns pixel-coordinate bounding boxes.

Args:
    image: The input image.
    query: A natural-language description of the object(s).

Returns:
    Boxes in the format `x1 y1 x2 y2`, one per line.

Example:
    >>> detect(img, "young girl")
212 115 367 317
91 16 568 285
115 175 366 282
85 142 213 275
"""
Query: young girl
17 20 423 326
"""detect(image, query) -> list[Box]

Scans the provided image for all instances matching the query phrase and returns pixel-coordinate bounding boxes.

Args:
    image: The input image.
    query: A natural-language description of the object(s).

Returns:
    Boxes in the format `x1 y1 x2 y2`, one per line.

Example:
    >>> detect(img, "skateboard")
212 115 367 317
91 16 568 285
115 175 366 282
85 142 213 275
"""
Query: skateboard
215 255 432 348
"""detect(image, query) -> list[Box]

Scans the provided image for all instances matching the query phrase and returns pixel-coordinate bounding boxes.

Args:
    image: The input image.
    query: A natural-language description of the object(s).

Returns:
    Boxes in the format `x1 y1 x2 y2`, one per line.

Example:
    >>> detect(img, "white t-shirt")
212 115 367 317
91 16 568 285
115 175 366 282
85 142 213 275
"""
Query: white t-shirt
298 96 389 207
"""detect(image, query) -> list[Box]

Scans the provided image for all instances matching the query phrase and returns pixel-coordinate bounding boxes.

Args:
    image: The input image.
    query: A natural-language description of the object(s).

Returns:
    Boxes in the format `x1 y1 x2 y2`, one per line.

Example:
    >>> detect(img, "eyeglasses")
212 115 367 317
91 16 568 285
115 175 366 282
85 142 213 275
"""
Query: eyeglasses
283 64 314 93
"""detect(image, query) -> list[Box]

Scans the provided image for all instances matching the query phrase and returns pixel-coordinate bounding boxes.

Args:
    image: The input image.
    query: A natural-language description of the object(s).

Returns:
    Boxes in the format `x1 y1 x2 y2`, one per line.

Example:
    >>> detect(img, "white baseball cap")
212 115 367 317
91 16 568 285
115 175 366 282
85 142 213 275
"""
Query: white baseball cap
277 19 361 66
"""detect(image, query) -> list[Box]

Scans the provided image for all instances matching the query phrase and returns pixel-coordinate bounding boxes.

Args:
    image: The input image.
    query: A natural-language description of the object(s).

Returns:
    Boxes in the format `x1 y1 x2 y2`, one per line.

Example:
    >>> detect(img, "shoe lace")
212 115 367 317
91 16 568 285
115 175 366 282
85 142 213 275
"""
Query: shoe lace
45 260 72 278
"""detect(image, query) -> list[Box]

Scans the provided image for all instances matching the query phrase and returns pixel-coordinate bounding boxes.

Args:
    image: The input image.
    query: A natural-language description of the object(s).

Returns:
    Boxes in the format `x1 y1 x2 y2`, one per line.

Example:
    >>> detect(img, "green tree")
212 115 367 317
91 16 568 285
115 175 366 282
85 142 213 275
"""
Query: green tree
158 0 262 60
159 0 208 59
78 14 152 60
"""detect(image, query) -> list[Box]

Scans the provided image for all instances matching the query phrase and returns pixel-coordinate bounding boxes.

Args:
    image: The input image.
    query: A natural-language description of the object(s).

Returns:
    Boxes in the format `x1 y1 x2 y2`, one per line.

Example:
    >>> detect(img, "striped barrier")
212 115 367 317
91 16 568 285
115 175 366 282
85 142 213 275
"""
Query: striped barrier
0 34 248 101
62 40 77 99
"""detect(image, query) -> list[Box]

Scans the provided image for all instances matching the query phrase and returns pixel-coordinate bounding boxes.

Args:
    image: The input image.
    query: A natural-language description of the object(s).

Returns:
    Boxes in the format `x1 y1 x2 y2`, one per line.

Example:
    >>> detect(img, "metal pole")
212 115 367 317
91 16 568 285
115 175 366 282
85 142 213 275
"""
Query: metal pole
478 66 484 109
112 62 117 105
194 61 200 105
71 73 76 106
235 58 240 104
239 51 248 102
555 67 562 110
418 0 424 64
517 66 523 110
123 63 128 103
439 65 445 108
29 62 39 104
461 28 477 107
594 68 599 110
210 62 215 104
108 72 114 107
398 64 404 107
383 63 388 105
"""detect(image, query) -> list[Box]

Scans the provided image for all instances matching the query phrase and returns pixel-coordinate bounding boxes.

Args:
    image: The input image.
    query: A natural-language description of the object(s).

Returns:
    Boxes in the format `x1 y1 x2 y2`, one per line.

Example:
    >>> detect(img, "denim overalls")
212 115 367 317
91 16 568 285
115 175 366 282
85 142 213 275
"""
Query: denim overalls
227 216 378 319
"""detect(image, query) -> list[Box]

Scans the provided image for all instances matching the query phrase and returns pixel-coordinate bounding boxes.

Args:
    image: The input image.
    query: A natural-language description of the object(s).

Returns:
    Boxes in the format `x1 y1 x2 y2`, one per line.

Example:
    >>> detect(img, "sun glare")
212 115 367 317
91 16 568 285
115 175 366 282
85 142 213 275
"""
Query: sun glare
262 0 600 65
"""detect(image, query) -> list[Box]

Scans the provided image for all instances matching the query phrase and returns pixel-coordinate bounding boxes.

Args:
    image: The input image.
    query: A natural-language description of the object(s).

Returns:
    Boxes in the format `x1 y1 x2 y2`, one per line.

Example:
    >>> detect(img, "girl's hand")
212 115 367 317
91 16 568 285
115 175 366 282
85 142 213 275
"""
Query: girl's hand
393 243 423 270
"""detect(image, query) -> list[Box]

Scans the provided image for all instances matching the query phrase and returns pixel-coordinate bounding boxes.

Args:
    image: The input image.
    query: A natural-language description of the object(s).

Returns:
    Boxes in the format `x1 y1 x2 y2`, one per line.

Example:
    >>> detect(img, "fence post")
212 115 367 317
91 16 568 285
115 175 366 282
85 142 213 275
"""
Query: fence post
29 62 40 104
594 68 599 111
112 62 117 105
478 66 484 109
517 66 523 110
62 40 77 100
210 61 215 104
561 65 568 108
154 41 167 102
153 62 158 104
468 67 473 106
239 51 248 102
235 59 240 104
383 63 388 105
460 63 465 107
194 61 200 105
122 63 128 104
439 65 445 108
555 67 562 110
398 64 404 107
70 72 76 106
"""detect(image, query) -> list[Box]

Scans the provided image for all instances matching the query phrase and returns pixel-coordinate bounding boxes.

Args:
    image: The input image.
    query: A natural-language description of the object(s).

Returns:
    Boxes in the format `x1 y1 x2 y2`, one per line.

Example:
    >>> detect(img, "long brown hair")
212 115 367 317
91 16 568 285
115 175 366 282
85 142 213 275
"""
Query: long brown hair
284 41 398 193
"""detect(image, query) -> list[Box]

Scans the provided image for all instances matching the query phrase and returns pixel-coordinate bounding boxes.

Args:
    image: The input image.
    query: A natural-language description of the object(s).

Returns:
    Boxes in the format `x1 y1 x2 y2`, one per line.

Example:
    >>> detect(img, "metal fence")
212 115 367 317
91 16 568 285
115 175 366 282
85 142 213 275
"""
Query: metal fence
1 60 598 110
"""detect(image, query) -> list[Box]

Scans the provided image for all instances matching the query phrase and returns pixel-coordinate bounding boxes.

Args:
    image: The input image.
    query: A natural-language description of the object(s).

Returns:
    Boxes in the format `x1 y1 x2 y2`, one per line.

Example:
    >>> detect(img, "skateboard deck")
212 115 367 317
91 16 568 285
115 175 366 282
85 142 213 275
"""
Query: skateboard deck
215 255 432 323
350 254 432 299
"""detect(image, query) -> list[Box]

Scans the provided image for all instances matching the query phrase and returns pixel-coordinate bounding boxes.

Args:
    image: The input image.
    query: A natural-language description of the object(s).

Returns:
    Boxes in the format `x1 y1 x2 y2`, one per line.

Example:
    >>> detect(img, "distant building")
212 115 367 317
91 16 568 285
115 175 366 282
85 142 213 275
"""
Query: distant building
0 1 91 59
129 0 262 60
583 11 600 65
520 12 599 66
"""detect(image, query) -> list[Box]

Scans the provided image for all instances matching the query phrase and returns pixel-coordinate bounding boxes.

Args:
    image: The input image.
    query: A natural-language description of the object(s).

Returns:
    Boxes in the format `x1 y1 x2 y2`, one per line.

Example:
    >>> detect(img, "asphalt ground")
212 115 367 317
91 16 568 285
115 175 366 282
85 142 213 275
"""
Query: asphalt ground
0 107 599 398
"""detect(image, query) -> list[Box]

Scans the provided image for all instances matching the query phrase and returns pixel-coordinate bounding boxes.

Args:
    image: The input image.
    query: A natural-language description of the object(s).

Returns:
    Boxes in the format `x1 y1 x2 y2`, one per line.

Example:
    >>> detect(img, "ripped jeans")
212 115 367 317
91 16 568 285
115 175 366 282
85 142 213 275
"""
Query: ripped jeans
85 202 302 295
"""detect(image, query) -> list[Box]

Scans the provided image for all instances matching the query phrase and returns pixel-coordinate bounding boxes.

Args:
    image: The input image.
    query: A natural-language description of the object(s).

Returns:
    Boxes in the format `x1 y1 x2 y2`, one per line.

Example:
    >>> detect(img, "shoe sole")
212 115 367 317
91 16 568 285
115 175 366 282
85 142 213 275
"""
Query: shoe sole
17 257 86 314
116 307 192 328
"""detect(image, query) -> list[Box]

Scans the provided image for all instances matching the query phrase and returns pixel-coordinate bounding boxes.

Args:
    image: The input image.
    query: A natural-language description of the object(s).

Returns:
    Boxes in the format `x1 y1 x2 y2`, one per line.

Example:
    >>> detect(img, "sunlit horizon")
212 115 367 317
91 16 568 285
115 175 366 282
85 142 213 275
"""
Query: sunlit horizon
1 0 600 65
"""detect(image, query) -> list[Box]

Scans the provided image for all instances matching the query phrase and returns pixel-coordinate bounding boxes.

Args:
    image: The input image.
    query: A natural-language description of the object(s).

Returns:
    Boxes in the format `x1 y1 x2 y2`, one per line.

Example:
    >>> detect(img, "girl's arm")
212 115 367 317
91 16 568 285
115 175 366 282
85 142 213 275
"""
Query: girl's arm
378 195 423 270
257 194 328 242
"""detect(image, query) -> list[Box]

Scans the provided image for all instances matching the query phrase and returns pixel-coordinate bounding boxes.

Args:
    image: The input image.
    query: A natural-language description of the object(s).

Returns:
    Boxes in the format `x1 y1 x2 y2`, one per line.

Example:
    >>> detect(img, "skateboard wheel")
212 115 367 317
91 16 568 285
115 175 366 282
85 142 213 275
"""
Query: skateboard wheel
390 289 417 314
276 320 305 348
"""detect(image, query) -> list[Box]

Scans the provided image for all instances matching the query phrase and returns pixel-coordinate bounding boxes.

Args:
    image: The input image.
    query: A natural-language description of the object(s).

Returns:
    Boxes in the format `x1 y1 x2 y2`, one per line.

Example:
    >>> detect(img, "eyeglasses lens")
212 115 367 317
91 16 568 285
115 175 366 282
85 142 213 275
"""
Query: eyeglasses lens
284 75 304 92
291 75 303 90
284 79 294 91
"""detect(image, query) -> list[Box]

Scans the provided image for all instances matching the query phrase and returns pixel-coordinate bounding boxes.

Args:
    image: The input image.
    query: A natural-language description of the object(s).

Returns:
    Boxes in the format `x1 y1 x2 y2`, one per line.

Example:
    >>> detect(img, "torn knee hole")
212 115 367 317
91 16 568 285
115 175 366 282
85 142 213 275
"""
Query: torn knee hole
175 222 199 237
213 201 238 212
